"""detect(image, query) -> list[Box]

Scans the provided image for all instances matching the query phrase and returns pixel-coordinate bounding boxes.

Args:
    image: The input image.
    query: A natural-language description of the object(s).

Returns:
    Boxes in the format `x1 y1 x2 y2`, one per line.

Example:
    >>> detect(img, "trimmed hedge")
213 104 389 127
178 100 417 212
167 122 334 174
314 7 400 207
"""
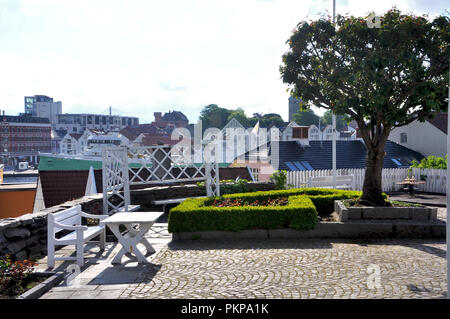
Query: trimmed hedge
168 188 376 233
168 194 317 233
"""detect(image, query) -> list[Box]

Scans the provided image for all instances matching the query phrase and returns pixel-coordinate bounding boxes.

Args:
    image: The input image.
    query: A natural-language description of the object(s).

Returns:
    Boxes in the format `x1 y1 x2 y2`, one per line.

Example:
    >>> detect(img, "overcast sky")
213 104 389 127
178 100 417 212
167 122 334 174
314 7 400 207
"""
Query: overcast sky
0 0 448 123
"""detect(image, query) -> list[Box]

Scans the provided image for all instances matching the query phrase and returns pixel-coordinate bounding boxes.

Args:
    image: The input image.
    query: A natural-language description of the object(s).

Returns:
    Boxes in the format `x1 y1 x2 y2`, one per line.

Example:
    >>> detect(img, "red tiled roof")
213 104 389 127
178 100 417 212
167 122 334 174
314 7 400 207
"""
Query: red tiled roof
69 133 82 140
426 113 447 134
140 134 180 146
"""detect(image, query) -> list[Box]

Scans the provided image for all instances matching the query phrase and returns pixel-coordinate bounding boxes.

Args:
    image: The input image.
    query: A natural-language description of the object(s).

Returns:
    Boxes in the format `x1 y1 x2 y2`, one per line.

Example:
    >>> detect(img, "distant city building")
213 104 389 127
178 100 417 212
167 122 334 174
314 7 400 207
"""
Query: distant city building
55 113 139 134
0 113 51 166
24 95 62 125
153 110 189 128
288 96 302 122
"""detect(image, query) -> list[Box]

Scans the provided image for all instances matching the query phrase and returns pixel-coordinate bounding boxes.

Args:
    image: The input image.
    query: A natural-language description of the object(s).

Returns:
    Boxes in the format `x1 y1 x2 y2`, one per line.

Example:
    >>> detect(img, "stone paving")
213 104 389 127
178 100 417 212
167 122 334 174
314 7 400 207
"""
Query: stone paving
37 213 448 299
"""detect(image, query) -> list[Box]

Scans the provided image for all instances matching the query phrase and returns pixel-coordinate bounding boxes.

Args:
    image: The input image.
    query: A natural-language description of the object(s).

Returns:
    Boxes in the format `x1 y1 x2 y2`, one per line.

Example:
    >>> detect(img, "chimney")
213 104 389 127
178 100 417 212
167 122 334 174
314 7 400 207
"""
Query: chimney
154 112 162 123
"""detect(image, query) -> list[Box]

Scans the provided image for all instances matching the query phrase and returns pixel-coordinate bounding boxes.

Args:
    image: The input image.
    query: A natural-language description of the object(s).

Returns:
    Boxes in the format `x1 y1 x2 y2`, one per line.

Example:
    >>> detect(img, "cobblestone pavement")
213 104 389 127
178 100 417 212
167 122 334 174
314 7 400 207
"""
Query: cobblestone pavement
39 222 447 299
118 238 447 299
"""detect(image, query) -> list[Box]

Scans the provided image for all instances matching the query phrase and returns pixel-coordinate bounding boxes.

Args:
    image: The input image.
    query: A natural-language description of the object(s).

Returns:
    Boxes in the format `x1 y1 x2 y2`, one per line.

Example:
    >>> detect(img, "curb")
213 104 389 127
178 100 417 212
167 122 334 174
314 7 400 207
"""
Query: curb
172 221 446 241
16 271 65 299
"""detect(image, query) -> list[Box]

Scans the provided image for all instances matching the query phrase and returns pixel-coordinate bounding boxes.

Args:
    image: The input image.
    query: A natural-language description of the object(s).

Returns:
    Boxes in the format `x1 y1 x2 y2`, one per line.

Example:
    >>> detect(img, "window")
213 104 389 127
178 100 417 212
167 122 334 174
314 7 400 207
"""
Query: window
292 127 309 139
400 133 407 143
391 158 402 166
293 161 305 170
301 161 313 170
285 161 297 171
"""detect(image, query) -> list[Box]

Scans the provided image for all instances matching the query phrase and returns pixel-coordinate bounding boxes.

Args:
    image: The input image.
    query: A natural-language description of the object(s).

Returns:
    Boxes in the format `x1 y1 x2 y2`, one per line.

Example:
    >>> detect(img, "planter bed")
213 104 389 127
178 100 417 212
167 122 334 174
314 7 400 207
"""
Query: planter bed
0 271 64 299
334 200 438 222
168 188 364 233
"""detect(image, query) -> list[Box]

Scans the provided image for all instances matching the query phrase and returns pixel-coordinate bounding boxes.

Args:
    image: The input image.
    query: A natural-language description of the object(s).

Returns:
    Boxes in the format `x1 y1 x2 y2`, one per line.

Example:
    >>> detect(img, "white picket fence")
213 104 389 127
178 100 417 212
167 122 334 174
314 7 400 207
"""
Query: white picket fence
286 168 447 194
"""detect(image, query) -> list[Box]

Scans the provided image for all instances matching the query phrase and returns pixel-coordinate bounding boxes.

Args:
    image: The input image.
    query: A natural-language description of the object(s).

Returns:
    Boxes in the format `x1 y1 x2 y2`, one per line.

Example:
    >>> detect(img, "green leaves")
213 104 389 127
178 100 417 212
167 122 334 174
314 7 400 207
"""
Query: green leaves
280 8 449 127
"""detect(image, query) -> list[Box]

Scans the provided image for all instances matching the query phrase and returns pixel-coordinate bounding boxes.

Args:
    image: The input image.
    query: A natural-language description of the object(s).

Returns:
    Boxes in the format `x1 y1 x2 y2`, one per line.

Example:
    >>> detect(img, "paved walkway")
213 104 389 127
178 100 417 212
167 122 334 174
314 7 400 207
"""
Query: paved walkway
38 220 448 299
387 192 447 207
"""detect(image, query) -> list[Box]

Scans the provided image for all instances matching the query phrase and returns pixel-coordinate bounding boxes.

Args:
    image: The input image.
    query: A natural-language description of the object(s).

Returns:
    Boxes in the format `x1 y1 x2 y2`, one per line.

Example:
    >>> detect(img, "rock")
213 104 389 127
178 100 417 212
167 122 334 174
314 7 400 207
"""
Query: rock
27 245 43 260
0 232 7 244
0 219 21 231
18 214 34 226
4 227 31 240
5 239 28 254
14 250 28 261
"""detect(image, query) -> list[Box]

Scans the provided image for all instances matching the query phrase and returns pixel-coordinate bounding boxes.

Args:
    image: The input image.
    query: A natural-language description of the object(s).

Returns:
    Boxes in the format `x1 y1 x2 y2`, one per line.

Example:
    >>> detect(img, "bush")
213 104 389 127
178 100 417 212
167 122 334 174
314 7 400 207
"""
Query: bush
197 179 250 195
410 155 447 169
168 194 317 233
168 188 369 233
0 255 37 296
270 170 287 190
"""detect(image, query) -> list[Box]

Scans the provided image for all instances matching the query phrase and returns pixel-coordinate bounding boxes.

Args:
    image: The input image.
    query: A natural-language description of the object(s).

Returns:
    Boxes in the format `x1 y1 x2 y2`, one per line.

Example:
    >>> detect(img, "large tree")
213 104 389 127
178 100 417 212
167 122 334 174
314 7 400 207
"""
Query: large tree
280 9 449 205
321 110 350 131
199 104 231 131
292 109 321 126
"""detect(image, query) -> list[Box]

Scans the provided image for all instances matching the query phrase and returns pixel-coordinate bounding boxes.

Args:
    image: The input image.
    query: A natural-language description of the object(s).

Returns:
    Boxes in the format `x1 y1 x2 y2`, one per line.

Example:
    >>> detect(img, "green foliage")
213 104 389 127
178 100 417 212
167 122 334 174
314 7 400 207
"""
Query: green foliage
410 155 447 169
168 188 366 233
280 8 449 203
199 104 286 131
292 109 321 126
199 104 231 131
321 110 350 130
280 9 449 127
197 179 250 195
270 170 287 190
0 255 37 296
168 193 318 233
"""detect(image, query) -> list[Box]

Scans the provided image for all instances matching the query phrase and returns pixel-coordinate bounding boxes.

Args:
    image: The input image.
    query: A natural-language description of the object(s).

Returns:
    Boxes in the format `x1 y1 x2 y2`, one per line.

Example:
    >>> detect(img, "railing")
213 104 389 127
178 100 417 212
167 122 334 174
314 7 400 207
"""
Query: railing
287 168 446 194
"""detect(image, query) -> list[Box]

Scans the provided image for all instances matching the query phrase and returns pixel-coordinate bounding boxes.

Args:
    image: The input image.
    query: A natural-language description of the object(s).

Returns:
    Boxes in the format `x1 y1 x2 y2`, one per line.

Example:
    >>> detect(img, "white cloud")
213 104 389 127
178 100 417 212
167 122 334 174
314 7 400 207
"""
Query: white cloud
0 0 447 123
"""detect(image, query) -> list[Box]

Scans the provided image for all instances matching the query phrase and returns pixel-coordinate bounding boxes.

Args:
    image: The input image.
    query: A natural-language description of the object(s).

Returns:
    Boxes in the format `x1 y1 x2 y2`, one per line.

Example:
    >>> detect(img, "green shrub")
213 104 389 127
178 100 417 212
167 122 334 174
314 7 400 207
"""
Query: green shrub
270 170 288 190
410 155 447 169
168 194 317 233
168 188 373 233
197 179 250 195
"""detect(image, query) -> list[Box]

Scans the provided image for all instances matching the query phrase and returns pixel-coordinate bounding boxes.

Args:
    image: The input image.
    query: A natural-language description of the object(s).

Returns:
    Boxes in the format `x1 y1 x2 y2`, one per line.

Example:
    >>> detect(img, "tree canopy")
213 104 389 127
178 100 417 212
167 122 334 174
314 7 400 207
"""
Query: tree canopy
280 8 449 204
292 109 321 126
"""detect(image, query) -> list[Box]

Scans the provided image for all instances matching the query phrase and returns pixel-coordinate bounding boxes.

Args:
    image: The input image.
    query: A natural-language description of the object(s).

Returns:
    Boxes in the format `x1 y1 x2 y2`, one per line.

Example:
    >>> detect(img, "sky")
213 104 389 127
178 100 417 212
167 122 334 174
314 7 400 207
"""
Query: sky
0 0 448 124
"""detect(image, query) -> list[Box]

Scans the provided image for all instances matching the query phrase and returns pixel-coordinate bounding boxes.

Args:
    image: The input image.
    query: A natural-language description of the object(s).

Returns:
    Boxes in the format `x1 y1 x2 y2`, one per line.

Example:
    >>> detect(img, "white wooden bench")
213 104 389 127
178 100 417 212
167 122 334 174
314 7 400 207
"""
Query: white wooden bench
308 175 355 190
47 205 108 268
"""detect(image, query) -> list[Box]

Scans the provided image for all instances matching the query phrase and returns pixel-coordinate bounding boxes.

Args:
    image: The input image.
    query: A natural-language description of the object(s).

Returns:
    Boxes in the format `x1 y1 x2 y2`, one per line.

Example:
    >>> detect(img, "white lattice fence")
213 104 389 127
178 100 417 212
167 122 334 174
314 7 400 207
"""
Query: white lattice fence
287 168 446 194
102 145 220 215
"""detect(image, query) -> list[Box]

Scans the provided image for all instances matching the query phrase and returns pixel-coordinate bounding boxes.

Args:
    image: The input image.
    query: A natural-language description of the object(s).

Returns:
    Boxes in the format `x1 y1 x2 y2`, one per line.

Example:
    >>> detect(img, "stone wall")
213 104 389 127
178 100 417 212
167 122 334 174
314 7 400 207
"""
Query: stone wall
0 182 275 261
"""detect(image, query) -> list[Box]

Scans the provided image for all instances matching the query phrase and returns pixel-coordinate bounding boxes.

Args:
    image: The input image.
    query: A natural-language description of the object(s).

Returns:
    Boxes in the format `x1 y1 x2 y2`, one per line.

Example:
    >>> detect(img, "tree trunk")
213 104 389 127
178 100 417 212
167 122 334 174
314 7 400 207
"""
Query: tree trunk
361 145 386 205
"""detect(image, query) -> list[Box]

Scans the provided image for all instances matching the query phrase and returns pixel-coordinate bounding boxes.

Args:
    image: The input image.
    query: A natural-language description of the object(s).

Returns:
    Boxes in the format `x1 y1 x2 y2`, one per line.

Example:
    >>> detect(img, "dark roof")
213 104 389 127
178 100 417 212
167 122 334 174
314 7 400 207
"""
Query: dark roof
266 140 424 171
162 111 188 123
219 167 253 181
39 166 253 208
0 114 50 124
426 113 447 134
39 170 103 208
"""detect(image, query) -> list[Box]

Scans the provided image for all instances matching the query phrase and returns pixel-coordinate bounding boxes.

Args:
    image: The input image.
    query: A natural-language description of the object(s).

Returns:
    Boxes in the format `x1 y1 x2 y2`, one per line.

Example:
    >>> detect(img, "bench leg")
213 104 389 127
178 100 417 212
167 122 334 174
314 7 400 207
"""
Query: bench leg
47 243 55 268
76 240 84 267
99 228 106 251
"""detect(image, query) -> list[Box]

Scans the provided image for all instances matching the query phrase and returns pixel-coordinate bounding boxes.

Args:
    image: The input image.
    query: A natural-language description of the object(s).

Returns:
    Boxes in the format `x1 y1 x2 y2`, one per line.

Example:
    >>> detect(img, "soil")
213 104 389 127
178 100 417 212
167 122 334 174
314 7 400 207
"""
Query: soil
0 274 47 299
343 198 424 208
